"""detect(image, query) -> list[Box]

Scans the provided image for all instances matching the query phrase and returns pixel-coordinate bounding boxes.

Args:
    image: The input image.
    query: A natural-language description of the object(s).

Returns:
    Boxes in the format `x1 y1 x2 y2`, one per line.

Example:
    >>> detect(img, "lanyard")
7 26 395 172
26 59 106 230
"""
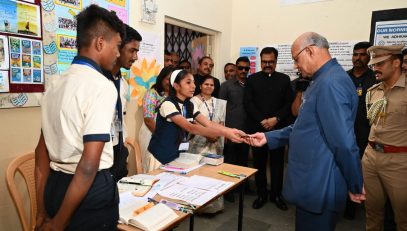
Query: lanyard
200 95 214 121
71 60 98 72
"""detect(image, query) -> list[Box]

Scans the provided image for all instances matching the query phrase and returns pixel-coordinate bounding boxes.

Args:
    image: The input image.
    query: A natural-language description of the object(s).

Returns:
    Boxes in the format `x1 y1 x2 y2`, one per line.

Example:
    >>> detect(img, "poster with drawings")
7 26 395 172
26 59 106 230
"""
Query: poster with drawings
0 35 10 69
1 0 129 108
53 0 130 73
8 36 43 84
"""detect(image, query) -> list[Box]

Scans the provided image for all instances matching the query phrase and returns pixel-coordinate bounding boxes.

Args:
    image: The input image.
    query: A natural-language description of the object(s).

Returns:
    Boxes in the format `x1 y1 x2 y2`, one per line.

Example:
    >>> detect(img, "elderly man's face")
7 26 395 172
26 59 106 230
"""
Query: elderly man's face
292 43 314 78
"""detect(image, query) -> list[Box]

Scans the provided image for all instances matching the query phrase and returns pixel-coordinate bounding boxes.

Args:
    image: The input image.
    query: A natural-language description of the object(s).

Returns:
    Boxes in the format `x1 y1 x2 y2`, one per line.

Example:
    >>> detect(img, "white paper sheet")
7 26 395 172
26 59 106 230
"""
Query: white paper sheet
178 175 234 193
158 184 218 206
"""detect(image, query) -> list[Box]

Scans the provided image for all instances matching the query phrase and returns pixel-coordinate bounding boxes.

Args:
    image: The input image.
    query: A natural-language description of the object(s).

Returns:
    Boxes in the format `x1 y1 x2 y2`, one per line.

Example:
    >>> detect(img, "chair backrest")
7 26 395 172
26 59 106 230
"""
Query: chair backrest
6 152 36 231
125 138 144 174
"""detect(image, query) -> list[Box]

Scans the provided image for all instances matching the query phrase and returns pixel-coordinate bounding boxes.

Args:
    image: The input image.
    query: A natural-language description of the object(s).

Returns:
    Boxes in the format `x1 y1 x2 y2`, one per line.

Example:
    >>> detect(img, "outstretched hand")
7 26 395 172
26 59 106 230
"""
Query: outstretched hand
244 132 267 147
225 128 246 143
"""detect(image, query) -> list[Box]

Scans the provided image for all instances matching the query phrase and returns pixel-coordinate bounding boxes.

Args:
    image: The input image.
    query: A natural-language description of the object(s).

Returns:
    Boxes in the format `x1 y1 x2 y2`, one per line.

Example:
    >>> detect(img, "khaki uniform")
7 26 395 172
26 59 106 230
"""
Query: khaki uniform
362 73 407 231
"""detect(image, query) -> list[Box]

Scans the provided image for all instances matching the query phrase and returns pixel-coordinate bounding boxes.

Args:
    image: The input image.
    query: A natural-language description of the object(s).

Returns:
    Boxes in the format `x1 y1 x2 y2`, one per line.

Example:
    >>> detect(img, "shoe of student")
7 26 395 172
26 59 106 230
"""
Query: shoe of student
271 196 288 211
252 196 267 209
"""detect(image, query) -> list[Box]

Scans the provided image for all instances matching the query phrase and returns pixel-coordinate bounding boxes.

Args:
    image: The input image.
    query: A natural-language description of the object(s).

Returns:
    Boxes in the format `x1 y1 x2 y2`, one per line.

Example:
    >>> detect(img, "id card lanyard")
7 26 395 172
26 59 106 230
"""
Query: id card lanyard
179 104 190 151
201 95 214 121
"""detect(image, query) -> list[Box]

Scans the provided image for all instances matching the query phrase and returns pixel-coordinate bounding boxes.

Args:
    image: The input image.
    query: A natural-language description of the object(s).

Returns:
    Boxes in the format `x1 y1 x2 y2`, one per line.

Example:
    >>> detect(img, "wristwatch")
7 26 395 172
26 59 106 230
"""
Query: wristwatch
276 117 281 123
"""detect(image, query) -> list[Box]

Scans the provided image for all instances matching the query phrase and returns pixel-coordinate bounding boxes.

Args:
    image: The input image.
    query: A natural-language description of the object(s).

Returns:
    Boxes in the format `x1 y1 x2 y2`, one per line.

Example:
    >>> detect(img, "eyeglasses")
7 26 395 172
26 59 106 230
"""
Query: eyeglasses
261 60 276 65
293 44 315 63
237 66 250 71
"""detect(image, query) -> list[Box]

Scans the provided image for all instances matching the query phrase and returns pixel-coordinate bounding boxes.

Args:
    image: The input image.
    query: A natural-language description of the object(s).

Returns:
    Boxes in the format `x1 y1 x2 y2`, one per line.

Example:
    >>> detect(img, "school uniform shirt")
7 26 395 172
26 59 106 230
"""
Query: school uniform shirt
41 56 117 174
148 98 200 164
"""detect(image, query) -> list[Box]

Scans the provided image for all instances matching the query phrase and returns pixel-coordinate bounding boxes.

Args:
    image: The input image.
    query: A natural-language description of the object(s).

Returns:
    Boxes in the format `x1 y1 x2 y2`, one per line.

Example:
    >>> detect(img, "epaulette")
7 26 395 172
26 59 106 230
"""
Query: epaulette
367 82 381 92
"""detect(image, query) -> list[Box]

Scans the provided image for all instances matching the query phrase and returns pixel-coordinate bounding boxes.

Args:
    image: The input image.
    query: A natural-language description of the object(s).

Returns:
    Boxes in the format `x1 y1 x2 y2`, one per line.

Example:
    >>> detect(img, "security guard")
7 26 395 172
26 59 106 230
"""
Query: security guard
363 44 407 231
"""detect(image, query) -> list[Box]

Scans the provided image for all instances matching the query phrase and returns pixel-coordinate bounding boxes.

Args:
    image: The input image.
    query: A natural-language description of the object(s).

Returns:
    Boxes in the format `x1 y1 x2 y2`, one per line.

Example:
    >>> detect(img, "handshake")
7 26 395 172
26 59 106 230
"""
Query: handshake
224 127 267 147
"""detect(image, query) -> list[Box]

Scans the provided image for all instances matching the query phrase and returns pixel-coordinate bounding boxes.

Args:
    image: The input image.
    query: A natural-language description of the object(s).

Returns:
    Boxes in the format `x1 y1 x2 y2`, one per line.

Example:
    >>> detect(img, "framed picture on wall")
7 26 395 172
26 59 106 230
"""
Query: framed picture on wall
370 8 407 46
0 0 42 38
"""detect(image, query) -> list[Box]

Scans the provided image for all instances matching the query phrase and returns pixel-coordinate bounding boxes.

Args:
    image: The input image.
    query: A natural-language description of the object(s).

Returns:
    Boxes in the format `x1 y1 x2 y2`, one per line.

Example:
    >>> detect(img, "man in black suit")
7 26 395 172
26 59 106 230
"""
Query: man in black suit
244 47 292 210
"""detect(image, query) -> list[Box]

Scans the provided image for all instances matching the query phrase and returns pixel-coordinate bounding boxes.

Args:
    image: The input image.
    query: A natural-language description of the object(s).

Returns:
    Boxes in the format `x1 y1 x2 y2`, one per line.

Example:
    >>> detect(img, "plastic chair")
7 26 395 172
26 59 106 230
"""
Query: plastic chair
125 137 144 174
6 152 36 231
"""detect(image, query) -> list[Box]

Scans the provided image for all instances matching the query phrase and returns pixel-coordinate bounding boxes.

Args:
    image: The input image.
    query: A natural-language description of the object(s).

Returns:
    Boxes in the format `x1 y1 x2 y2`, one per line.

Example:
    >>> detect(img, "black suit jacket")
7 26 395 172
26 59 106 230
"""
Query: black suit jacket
244 71 293 133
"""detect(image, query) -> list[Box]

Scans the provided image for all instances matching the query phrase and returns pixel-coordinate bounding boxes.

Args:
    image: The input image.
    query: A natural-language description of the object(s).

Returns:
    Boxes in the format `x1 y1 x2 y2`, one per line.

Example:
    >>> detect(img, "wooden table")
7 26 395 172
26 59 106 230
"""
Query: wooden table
118 163 257 231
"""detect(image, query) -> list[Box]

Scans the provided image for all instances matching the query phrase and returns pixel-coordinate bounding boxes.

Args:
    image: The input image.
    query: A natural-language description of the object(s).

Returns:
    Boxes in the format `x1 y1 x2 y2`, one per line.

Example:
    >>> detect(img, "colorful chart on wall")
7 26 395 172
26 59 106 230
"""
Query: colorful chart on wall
128 30 161 106
0 0 42 38
0 0 130 108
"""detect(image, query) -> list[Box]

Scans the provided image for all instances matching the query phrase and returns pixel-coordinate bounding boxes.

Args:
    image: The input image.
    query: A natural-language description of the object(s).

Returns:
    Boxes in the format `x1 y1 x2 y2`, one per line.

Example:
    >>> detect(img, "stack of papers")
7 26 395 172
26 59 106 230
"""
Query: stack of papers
158 175 233 206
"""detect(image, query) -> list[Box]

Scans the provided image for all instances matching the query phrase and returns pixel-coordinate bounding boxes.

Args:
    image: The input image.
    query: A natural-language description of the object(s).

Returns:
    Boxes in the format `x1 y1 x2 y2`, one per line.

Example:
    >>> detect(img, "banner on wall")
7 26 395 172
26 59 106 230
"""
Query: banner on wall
239 47 258 74
369 8 407 46
373 20 407 46
268 42 356 80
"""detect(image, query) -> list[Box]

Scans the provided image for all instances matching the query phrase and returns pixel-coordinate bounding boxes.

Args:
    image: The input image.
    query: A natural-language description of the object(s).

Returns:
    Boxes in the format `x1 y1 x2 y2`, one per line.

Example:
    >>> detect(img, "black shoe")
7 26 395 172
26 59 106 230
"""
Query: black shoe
271 196 288 211
252 196 267 209
224 193 235 203
344 206 355 220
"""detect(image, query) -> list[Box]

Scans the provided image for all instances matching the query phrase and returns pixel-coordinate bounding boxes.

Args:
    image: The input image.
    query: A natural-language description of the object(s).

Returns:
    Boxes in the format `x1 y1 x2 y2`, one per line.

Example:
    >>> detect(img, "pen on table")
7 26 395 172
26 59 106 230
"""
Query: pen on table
147 197 159 204
118 180 150 186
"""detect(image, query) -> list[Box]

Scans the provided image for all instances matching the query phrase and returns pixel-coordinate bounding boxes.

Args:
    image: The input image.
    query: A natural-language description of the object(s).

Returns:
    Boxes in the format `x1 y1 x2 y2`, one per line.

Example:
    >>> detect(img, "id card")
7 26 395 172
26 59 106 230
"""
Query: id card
356 86 363 96
179 142 189 151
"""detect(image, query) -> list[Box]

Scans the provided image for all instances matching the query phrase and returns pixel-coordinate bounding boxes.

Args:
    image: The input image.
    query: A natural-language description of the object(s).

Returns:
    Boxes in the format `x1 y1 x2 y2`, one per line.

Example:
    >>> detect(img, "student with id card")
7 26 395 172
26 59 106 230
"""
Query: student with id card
148 69 246 165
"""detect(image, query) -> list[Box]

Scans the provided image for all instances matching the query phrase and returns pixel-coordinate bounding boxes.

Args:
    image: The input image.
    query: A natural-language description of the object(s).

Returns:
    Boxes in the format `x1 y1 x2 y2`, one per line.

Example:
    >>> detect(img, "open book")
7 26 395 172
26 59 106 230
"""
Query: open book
118 174 159 196
119 192 178 230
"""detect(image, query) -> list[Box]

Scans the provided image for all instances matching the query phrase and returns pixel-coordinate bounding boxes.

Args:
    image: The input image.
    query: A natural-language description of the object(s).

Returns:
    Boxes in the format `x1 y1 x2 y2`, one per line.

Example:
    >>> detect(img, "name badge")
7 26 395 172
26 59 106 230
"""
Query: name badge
356 86 363 96
179 142 189 151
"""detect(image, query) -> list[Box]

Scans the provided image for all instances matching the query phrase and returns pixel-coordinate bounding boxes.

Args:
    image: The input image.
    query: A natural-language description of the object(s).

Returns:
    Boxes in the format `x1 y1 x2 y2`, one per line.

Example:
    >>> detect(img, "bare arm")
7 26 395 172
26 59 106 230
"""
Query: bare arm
39 141 105 230
144 117 156 133
171 113 245 143
35 132 51 229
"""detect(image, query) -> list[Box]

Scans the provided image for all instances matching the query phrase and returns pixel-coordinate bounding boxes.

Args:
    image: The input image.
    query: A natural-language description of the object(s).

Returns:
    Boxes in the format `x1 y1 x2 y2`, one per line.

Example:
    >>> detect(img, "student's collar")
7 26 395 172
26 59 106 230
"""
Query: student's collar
72 56 103 74
174 96 187 104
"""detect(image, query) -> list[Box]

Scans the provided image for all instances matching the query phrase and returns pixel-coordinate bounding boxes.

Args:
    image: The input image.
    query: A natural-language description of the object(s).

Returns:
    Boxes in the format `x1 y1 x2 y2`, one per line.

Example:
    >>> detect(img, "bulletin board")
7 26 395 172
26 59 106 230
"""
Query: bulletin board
0 0 129 108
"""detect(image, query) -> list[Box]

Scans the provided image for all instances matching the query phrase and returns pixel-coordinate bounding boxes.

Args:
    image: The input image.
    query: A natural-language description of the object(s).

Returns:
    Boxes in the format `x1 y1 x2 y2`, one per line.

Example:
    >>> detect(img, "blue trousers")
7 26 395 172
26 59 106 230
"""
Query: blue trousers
296 207 337 231
45 169 119 231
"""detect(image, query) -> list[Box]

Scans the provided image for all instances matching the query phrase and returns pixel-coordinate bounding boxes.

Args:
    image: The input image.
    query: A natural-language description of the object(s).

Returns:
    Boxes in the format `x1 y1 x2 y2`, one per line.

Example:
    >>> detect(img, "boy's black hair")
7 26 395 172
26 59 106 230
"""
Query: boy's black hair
122 24 142 47
76 4 125 52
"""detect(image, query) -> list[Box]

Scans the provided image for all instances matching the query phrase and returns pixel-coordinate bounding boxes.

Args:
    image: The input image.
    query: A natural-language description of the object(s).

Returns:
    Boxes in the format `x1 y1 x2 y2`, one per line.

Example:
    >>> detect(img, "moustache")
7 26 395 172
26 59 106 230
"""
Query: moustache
374 71 382 75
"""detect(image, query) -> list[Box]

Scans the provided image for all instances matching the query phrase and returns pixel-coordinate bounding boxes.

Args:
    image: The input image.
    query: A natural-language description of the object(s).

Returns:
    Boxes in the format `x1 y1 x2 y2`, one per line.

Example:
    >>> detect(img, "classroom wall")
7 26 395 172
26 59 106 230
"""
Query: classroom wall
229 0 407 61
0 0 406 230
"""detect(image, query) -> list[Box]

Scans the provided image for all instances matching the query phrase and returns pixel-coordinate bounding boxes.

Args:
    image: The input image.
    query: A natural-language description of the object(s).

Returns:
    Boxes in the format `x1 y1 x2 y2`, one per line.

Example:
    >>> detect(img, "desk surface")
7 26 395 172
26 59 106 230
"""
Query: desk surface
118 163 257 231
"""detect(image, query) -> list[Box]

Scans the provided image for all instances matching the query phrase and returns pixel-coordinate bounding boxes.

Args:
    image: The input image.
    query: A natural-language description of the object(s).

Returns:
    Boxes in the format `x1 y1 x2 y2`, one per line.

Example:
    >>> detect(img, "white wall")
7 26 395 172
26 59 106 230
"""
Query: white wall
230 0 407 61
1 0 406 230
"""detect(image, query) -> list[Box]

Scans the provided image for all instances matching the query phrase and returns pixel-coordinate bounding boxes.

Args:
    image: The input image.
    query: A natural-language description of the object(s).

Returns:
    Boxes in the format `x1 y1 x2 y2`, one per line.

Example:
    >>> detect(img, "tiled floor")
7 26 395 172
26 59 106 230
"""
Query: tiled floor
175 190 365 231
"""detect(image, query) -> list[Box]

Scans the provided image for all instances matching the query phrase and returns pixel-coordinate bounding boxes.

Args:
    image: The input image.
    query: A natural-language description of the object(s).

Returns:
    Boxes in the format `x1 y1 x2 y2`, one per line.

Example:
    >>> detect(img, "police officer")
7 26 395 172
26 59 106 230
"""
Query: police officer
363 44 407 231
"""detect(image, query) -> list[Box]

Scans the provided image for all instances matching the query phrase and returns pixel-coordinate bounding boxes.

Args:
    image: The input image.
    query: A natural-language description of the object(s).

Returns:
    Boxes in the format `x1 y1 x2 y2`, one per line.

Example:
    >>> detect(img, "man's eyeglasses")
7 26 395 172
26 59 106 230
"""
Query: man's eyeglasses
293 44 315 63
237 66 250 71
261 60 276 65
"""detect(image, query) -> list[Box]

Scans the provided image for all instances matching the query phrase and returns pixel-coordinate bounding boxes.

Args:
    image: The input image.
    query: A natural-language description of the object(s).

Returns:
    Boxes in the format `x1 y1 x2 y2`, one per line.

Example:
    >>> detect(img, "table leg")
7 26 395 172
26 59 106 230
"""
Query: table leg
189 215 194 231
238 184 244 231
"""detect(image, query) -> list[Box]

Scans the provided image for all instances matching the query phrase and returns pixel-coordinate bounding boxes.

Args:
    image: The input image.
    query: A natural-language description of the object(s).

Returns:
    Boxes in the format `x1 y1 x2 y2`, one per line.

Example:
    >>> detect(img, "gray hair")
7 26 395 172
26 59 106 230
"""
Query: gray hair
303 32 329 49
